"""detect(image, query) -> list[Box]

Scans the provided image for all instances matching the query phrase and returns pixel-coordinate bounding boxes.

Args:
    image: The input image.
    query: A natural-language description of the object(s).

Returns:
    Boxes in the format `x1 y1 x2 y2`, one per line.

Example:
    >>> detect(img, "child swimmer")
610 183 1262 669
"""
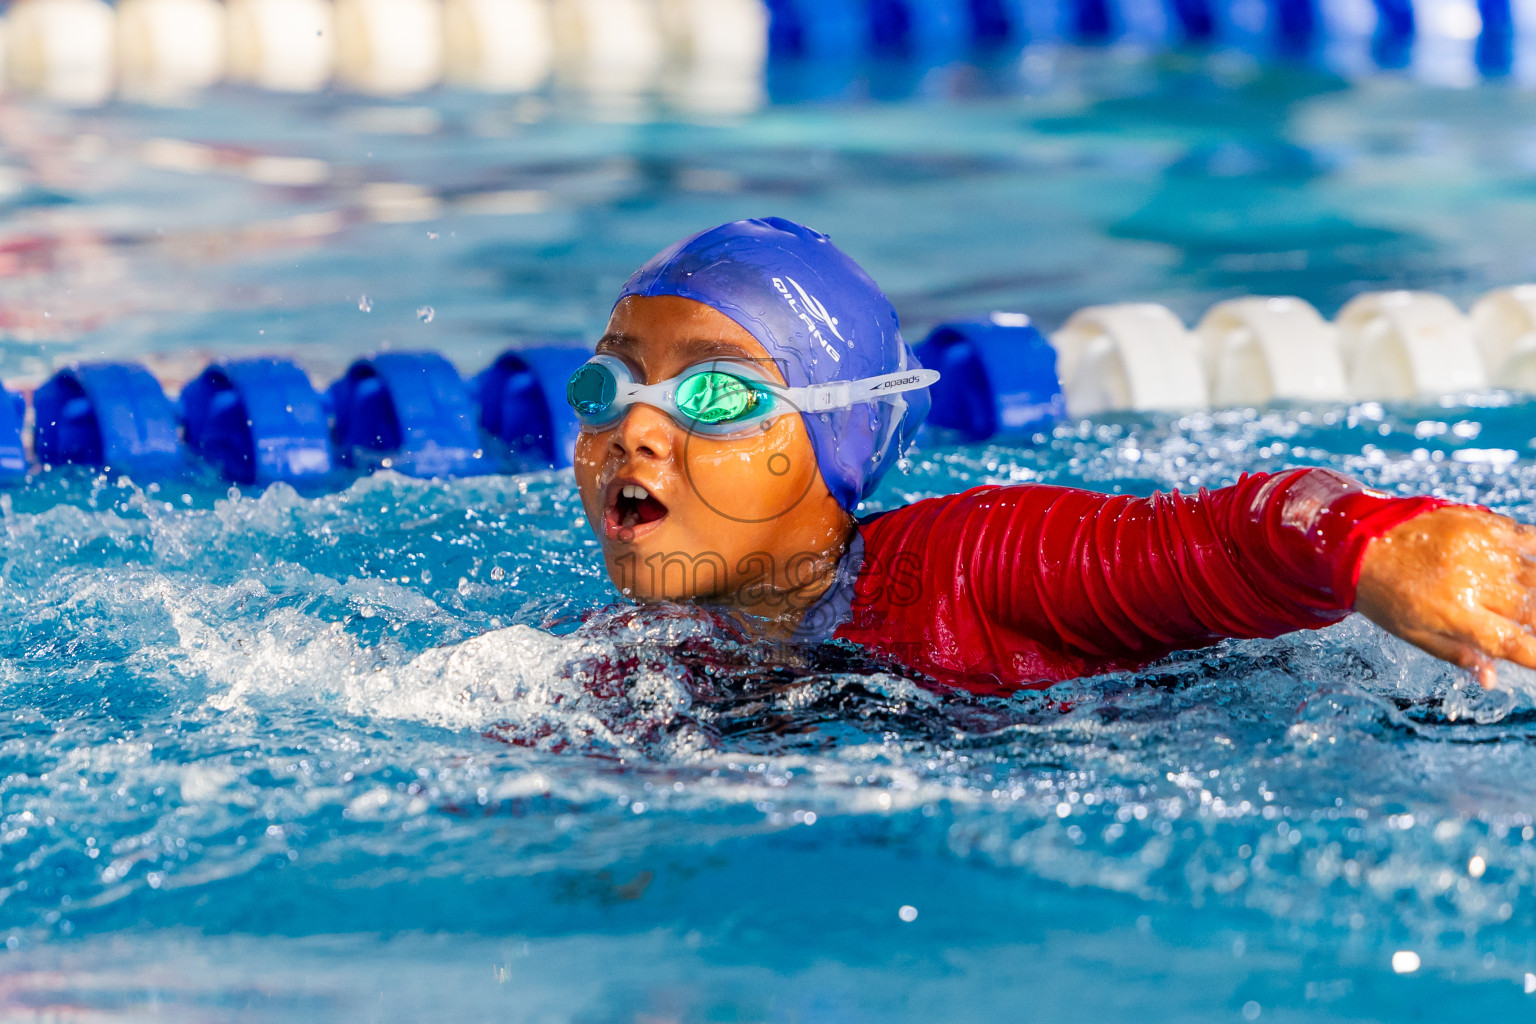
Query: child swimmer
571 217 1536 693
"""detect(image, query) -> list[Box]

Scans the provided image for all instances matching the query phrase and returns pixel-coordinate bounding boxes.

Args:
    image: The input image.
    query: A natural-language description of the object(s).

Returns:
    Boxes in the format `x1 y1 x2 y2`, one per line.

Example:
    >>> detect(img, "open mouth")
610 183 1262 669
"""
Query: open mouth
607 482 669 536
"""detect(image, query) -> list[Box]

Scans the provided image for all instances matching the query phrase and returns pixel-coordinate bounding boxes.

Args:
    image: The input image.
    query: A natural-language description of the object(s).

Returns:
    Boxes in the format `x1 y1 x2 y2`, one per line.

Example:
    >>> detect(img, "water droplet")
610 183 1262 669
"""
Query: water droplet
1242 1001 1261 1020
1391 950 1421 974
358 295 372 312
898 905 918 923
490 566 506 581
417 306 435 323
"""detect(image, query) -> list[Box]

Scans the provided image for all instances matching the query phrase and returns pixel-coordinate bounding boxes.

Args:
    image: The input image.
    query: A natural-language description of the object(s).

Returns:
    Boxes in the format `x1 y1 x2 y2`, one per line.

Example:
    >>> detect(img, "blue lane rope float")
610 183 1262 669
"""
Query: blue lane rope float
1167 0 1217 42
180 358 333 485
1371 0 1415 69
6 0 1536 110
1072 0 1119 42
916 314 1065 441
1478 0 1515 76
327 351 484 478
764 0 869 59
0 387 25 481
473 346 589 469
34 362 186 477
969 0 1030 46
1273 0 1320 57
4 284 1535 487
869 0 973 58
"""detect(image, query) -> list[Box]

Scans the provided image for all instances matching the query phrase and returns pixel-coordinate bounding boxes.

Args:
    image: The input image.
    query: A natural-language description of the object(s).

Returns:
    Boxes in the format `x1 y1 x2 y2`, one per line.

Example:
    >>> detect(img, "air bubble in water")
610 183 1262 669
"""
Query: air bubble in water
417 306 435 323
358 295 372 312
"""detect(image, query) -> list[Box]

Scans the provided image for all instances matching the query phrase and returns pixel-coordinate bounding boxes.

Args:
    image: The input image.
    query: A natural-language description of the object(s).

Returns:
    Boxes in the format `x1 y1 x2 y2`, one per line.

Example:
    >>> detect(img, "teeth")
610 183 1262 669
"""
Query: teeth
621 484 649 501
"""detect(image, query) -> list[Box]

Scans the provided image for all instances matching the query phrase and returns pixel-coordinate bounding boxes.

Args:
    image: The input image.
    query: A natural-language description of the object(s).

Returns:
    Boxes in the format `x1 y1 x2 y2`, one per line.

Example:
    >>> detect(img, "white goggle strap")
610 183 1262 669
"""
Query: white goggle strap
872 347 912 465
790 366 940 480
790 368 940 414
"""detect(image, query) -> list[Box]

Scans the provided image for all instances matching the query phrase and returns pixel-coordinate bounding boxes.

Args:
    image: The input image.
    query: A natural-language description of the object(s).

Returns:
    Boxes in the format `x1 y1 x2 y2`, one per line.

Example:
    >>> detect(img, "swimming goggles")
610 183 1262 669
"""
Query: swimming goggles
566 354 939 438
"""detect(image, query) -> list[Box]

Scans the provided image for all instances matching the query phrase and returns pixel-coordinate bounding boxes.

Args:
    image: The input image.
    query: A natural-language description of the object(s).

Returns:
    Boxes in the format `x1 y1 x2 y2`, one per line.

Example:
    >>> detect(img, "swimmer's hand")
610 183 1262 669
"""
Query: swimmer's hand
1355 506 1536 689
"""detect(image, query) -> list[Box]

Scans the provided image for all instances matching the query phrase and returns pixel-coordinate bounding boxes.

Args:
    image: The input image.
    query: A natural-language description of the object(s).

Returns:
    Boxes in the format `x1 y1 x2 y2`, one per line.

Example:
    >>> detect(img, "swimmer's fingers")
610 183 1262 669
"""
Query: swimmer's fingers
1480 549 1536 628
1478 573 1536 627
1409 608 1536 689
1445 516 1536 621
1483 615 1536 677
1508 519 1536 572
1358 508 1536 688
1516 545 1536 602
1497 523 1536 599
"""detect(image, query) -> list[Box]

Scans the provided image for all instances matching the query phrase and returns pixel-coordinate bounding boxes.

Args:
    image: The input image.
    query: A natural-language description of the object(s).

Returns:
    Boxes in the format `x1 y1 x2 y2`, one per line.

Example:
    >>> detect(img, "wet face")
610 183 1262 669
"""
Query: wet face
573 295 852 619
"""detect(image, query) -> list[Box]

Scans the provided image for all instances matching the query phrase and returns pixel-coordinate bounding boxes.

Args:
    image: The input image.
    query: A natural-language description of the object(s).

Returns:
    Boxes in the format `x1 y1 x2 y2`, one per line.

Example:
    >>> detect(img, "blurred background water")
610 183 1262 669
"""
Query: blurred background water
6 34 1536 1022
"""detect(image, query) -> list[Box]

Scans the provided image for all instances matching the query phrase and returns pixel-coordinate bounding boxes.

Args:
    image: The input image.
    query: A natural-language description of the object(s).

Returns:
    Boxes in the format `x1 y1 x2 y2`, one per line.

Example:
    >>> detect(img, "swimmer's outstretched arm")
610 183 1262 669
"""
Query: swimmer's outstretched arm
839 469 1520 687
1355 505 1536 688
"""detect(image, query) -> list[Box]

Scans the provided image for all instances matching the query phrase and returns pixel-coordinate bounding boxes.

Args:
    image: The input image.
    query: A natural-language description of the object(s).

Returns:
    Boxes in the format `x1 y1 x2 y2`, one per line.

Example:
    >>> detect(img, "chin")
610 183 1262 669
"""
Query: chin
602 530 738 604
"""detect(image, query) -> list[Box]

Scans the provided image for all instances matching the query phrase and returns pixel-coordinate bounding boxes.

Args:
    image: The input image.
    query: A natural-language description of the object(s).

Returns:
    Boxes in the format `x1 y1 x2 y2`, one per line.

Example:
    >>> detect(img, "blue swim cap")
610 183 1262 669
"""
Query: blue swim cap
616 217 929 511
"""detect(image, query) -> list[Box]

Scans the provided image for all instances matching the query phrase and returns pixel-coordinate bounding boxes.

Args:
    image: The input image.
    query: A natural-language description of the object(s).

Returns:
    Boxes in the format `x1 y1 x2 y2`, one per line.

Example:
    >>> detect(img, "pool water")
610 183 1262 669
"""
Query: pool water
8 53 1536 1020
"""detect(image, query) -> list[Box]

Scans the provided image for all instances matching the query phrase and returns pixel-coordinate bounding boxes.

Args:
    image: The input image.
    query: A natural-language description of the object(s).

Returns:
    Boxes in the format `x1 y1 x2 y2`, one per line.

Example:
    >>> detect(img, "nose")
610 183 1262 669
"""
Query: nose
608 402 675 462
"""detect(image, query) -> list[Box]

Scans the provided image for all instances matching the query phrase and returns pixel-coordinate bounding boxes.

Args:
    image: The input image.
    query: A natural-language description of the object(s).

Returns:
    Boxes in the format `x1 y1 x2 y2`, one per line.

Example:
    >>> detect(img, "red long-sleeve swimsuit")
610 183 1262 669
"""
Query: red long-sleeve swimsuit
795 468 1445 694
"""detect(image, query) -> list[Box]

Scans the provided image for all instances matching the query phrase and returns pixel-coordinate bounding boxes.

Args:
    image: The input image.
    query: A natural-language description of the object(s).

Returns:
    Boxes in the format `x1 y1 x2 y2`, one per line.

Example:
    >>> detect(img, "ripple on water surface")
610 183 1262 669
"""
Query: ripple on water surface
4 403 1536 1009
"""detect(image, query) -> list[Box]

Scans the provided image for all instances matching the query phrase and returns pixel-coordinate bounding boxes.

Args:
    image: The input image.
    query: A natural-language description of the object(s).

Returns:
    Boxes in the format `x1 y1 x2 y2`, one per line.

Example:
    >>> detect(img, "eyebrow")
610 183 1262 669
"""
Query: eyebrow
596 332 763 366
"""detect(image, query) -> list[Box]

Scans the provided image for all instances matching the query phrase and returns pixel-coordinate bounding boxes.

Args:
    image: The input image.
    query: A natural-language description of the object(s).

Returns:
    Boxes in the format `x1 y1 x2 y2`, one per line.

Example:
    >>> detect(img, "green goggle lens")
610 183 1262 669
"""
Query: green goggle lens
676 371 760 424
567 362 618 416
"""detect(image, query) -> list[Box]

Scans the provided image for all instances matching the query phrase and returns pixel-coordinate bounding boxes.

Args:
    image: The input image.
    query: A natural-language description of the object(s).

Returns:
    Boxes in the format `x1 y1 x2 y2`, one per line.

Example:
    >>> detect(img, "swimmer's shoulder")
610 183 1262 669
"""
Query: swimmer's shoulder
855 481 1080 531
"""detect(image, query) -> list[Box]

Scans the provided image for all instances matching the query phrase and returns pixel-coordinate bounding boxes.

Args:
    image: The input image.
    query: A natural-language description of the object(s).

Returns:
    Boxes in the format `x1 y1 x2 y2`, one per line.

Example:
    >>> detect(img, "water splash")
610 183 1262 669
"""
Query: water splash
4 411 1536 977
